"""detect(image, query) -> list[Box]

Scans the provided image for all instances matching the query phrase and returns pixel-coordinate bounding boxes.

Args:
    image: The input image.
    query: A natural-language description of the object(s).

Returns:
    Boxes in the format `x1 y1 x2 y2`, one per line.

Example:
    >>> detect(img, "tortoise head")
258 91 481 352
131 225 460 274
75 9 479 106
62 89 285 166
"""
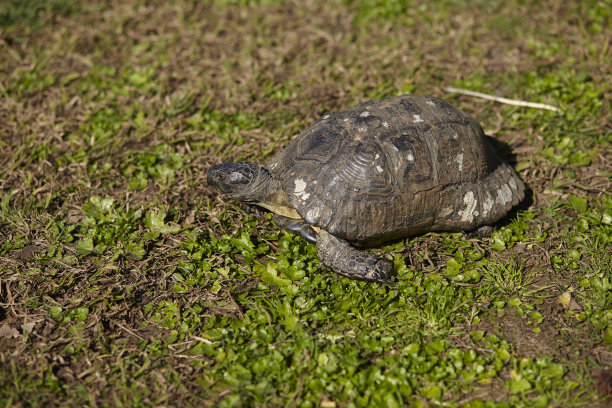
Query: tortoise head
207 161 267 202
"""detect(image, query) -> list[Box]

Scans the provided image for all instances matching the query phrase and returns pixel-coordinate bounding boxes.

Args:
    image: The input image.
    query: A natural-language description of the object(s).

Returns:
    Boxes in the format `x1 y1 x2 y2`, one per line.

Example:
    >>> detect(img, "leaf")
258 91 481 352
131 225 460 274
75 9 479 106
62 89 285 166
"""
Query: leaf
543 363 566 380
496 347 510 361
602 210 612 225
22 321 37 334
422 385 441 399
470 330 484 342
558 290 571 308
143 231 161 241
604 328 612 345
256 262 291 288
48 306 63 319
569 151 591 167
0 324 20 339
425 339 446 354
509 298 521 307
146 211 180 234
446 258 463 274
507 377 532 394
231 232 255 252
125 242 146 260
129 171 148 190
569 195 588 213
491 234 506 251
284 266 306 281
76 237 95 255
402 343 420 356
74 307 89 321
283 315 299 331
82 196 114 217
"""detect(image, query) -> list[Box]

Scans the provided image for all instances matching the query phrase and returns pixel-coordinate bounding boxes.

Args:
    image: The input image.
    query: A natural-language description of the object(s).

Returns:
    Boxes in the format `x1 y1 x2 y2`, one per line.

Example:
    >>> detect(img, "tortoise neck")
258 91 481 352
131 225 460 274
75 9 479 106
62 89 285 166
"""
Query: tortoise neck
248 167 291 209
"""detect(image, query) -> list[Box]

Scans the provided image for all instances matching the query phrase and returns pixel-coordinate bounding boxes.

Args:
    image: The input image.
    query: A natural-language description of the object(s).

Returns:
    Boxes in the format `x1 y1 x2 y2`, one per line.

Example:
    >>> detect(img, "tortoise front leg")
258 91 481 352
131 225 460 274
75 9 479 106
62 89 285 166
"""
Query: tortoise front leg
272 214 317 244
316 230 394 284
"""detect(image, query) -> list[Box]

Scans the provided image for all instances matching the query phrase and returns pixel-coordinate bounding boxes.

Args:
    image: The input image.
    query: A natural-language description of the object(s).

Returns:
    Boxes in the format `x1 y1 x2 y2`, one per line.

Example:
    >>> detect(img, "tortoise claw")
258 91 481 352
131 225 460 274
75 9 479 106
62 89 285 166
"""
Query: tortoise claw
272 214 317 244
245 204 266 218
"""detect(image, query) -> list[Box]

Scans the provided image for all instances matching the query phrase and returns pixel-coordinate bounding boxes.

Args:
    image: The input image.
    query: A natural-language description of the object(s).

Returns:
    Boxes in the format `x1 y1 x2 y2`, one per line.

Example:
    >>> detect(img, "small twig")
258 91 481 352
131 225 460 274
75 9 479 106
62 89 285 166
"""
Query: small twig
226 289 244 319
192 336 214 344
5 282 17 317
454 343 494 354
445 86 561 112
173 354 198 359
167 339 196 350
115 323 145 341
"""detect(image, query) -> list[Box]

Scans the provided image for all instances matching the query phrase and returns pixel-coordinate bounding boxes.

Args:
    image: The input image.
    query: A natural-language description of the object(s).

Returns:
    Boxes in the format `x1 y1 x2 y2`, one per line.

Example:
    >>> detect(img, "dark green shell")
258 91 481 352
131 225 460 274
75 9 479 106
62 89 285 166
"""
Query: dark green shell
266 95 524 244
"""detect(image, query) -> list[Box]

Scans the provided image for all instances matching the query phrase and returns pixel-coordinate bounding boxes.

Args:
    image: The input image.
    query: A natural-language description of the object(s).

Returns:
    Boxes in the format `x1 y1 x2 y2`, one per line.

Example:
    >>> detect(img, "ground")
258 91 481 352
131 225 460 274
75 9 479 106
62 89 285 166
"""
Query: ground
0 0 610 407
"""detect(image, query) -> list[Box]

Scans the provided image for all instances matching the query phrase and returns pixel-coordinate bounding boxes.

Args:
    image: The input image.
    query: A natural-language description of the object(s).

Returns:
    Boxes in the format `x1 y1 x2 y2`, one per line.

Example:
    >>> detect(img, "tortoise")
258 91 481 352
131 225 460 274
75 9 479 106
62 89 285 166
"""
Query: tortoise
207 95 525 283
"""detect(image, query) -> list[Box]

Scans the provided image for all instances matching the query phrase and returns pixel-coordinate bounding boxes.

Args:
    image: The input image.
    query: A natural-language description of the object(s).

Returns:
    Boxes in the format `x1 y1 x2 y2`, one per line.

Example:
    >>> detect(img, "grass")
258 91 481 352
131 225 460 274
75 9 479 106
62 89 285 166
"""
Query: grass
0 0 611 406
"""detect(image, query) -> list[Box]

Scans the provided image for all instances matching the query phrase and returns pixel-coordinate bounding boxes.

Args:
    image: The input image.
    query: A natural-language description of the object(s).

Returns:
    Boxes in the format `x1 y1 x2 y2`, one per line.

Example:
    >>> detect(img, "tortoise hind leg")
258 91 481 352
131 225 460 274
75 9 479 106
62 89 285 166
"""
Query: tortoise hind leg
466 225 493 240
316 230 394 284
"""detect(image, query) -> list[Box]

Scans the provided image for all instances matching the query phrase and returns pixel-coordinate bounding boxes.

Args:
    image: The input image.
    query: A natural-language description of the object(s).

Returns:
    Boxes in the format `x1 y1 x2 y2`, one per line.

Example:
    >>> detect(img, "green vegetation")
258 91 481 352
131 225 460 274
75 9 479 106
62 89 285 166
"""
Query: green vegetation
0 0 610 406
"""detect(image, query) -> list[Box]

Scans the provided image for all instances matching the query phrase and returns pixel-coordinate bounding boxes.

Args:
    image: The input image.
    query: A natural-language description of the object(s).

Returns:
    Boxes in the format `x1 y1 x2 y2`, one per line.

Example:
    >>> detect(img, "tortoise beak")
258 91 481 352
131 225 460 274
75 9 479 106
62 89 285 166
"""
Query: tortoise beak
206 166 227 190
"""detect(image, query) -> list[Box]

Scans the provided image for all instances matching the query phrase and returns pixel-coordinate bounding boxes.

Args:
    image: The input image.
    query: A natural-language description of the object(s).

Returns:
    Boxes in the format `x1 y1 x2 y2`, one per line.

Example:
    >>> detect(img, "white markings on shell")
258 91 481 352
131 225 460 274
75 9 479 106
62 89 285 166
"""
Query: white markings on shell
439 206 453 217
294 178 306 193
322 114 330 119
496 183 513 207
372 153 383 172
455 153 464 172
293 178 310 201
358 127 366 132
360 111 370 117
482 191 494 218
270 162 278 169
406 152 415 162
383 121 389 128
449 129 458 139
306 204 332 226
502 184 512 201
458 191 477 223
508 176 517 191
426 100 436 106
343 118 349 122
412 114 424 123
306 206 320 220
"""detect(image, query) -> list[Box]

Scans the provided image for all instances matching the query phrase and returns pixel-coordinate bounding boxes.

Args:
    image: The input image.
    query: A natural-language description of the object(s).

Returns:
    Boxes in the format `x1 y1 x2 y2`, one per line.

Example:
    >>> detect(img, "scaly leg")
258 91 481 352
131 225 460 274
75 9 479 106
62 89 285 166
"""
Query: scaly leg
316 229 394 284
272 214 317 244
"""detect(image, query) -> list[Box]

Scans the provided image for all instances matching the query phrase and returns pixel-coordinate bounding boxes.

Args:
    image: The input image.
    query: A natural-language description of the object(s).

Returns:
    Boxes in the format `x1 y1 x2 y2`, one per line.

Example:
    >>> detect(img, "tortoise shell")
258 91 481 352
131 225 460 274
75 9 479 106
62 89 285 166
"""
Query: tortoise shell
265 95 524 245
